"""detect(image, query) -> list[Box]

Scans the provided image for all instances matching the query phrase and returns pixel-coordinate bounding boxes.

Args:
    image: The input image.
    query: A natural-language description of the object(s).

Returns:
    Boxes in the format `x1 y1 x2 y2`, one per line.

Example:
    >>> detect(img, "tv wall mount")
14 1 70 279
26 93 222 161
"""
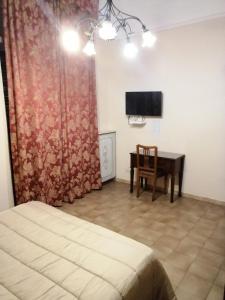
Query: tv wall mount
128 115 146 125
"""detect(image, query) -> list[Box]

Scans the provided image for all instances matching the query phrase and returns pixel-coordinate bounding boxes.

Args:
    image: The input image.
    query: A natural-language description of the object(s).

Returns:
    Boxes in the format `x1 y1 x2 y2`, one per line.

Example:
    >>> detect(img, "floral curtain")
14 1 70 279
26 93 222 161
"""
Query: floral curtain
3 0 101 206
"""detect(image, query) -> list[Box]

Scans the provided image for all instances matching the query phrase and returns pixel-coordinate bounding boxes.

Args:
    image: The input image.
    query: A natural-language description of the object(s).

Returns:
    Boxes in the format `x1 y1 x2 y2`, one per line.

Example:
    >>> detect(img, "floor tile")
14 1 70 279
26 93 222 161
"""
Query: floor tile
151 244 173 260
59 181 225 300
175 286 205 300
206 285 224 300
176 238 202 258
154 235 180 250
204 238 225 256
195 248 224 269
165 251 194 271
188 260 219 282
214 269 225 287
163 262 186 289
177 273 212 299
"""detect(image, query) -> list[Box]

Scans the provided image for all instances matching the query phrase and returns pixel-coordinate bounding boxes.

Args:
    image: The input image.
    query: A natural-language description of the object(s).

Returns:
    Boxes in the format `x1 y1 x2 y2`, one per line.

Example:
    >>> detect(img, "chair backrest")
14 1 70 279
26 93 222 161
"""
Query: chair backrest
136 144 158 174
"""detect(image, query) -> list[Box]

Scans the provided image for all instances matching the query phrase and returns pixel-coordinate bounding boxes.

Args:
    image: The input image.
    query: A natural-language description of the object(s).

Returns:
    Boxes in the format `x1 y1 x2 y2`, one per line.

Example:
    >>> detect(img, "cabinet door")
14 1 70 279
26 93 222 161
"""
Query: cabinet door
99 133 116 182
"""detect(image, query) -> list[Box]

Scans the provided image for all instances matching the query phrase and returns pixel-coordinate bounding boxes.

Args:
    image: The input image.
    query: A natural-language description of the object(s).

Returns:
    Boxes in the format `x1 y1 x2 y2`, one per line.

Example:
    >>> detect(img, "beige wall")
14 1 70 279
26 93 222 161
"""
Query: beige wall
0 62 14 211
96 17 225 203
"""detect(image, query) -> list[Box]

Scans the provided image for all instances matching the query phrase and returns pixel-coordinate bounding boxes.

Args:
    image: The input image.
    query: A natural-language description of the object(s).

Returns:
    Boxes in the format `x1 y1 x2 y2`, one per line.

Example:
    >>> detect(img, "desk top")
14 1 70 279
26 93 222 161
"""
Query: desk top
130 151 185 160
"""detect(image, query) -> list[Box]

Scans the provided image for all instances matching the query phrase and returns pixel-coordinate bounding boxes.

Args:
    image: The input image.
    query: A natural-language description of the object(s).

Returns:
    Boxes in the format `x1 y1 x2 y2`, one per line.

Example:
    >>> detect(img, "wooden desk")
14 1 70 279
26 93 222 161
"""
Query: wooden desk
130 151 185 203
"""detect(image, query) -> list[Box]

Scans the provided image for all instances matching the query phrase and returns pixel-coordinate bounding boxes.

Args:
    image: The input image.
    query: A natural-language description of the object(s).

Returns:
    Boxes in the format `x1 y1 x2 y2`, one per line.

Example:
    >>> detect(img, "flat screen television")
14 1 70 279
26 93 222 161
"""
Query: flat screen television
126 91 162 116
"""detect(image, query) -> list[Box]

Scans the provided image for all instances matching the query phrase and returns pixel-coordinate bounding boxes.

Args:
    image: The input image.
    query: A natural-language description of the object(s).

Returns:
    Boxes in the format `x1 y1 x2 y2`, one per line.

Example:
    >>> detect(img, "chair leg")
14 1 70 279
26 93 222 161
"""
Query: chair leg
152 177 157 201
136 177 140 198
144 178 148 190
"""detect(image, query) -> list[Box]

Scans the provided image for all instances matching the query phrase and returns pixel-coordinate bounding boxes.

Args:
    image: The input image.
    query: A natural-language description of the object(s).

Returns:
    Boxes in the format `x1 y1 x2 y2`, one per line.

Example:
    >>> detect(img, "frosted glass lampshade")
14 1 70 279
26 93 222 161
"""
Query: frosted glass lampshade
83 40 96 56
123 42 138 59
99 21 117 40
61 29 80 53
142 30 157 48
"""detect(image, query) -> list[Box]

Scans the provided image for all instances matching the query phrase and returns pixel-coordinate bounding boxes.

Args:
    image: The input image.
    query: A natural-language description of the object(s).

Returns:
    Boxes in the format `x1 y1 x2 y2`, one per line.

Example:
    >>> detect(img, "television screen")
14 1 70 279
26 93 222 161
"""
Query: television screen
126 91 162 116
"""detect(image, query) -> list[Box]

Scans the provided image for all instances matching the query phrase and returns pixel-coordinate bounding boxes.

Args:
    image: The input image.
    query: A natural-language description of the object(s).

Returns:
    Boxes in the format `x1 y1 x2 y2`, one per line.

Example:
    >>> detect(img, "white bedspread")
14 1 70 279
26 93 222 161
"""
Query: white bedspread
0 201 176 300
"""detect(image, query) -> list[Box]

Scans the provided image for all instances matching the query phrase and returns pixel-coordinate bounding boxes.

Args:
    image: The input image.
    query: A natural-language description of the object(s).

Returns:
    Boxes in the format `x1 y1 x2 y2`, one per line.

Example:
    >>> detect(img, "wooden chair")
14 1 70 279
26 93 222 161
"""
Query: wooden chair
136 144 167 201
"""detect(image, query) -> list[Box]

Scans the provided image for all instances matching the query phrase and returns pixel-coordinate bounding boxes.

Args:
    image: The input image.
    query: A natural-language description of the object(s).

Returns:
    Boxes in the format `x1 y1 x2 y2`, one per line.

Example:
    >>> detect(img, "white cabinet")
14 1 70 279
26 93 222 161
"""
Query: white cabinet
99 132 116 182
0 63 14 211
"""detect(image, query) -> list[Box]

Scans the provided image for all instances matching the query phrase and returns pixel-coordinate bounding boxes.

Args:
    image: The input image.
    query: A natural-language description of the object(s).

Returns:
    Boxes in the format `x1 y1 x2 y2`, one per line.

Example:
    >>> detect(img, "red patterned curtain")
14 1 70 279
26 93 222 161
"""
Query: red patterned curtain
3 0 101 206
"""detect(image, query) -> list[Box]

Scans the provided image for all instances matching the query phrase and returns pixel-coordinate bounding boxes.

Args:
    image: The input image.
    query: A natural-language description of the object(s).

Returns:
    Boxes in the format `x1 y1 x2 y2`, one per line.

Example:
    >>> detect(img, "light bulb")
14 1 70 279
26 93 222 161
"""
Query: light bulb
61 29 80 53
142 30 157 48
98 21 117 40
123 41 138 59
83 40 96 56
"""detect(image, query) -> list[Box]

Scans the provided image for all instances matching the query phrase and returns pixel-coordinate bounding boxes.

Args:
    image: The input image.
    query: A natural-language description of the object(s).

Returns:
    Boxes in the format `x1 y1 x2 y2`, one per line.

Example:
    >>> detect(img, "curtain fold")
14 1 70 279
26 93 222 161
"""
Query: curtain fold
3 0 101 206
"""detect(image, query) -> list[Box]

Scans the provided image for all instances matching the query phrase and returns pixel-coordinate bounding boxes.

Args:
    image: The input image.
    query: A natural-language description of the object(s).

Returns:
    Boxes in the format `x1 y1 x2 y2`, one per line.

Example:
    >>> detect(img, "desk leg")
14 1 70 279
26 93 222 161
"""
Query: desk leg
164 174 169 194
130 167 134 193
170 171 175 203
178 157 185 197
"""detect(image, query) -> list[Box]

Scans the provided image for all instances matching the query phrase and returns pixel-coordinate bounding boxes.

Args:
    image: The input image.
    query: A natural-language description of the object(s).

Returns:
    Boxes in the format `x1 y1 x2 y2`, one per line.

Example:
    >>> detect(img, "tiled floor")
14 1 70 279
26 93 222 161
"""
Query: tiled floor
59 181 225 300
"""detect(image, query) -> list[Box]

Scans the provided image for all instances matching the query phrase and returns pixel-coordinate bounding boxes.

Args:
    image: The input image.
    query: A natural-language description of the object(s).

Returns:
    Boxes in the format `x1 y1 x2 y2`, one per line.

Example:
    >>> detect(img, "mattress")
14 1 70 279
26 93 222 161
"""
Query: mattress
0 201 176 300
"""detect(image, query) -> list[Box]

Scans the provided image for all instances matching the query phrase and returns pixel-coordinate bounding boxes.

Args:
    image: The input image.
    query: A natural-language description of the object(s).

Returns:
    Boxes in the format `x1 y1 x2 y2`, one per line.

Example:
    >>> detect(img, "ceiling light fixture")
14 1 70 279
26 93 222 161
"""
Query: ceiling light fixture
123 39 138 59
83 39 96 56
61 0 156 58
61 28 80 53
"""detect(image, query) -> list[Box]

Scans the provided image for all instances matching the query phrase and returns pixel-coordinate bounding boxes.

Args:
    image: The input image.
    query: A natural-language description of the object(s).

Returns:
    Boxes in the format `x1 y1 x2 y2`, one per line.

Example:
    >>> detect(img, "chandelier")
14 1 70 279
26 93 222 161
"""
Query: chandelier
61 0 156 58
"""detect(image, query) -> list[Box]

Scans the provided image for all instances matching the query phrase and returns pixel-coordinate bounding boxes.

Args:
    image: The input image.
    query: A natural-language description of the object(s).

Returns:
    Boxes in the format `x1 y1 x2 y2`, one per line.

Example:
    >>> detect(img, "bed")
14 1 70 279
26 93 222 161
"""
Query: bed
0 201 176 300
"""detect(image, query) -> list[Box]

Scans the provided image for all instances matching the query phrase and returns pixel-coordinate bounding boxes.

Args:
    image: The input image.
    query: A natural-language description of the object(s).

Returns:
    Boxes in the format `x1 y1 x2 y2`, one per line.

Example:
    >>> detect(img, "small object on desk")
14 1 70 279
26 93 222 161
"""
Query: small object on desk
130 151 185 203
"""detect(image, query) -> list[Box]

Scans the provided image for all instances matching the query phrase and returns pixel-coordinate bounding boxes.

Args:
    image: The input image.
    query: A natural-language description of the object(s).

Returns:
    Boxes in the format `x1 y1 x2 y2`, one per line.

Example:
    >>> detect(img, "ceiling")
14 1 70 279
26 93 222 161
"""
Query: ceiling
99 0 225 31
1 0 224 44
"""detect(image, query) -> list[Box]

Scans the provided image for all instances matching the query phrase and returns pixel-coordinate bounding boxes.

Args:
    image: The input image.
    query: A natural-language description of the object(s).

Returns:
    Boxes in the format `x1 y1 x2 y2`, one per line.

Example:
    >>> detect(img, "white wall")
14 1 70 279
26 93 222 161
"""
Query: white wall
0 62 14 211
96 17 225 203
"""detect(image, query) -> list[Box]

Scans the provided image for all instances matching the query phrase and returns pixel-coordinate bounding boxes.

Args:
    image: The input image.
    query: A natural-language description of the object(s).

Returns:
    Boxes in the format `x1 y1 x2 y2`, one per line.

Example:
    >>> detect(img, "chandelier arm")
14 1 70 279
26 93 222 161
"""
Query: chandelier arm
114 21 130 40
110 0 147 30
112 19 133 36
99 1 112 22
111 7 121 19
72 0 150 44
123 21 133 36
123 16 147 31
99 1 109 14
99 0 113 20
99 4 107 12
75 17 98 30
110 6 130 39
121 14 145 28
112 17 132 36
115 23 130 39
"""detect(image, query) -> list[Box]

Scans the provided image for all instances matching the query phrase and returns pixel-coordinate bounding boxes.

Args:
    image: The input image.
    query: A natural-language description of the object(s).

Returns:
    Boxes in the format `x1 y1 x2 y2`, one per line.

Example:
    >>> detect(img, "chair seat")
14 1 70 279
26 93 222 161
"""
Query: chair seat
136 144 168 201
